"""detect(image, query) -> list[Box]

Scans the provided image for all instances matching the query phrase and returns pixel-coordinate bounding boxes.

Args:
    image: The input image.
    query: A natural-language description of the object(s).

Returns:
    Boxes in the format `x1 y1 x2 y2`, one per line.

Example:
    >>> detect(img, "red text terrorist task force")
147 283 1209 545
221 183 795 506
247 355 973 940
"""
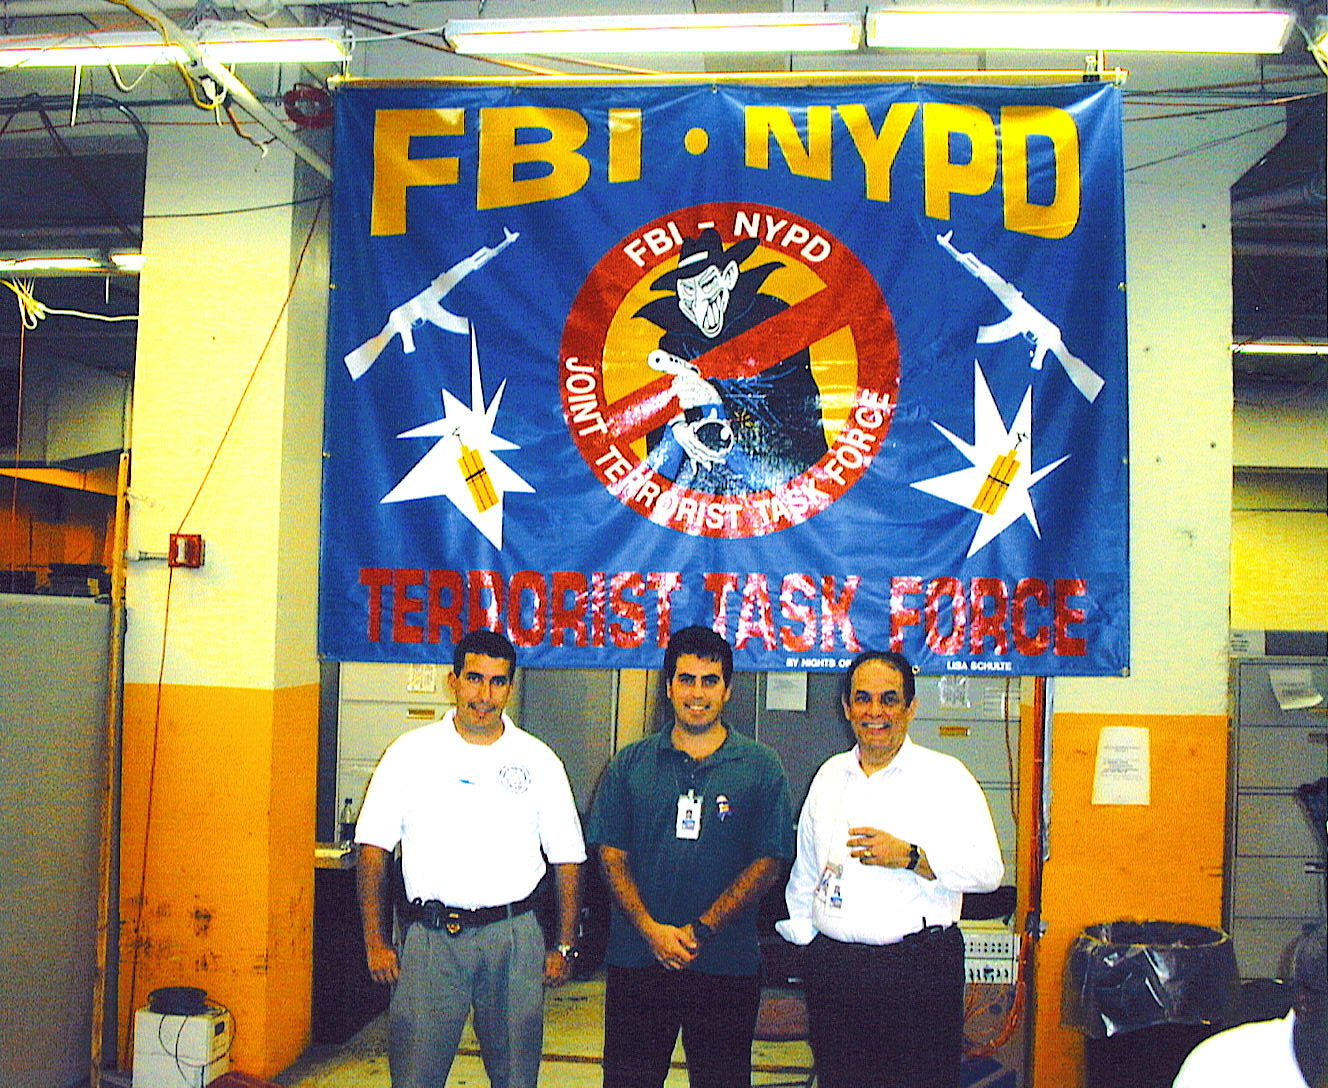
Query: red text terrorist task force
357 567 1090 666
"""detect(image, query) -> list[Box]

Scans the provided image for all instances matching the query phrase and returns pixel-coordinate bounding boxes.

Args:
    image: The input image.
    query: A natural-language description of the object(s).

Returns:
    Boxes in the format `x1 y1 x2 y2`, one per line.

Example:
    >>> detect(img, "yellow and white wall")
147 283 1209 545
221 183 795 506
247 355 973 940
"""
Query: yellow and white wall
118 123 328 1074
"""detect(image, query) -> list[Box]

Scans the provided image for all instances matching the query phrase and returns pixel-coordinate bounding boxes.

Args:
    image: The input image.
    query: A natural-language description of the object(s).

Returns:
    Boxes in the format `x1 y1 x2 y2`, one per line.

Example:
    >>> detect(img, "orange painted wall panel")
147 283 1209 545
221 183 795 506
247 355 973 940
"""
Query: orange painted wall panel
0 477 115 581
261 684 319 1068
1024 710 1228 1087
118 681 317 1077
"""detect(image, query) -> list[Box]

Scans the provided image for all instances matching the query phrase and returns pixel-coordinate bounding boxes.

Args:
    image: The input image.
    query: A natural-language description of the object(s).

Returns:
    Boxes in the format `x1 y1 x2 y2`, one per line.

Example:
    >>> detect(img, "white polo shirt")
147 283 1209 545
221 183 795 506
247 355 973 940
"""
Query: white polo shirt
355 711 587 909
781 737 1003 945
1172 1011 1309 1088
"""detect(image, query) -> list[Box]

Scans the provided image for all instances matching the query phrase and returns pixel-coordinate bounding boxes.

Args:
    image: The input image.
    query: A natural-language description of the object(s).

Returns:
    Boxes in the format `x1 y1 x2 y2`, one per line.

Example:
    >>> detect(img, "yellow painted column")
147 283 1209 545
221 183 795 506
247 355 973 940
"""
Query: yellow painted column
1016 80 1287 1086
118 121 328 1076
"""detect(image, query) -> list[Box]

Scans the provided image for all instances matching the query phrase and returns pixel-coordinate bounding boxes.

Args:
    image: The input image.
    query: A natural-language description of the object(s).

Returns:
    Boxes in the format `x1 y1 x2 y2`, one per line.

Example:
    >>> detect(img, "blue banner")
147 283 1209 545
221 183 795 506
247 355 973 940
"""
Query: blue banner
321 80 1128 675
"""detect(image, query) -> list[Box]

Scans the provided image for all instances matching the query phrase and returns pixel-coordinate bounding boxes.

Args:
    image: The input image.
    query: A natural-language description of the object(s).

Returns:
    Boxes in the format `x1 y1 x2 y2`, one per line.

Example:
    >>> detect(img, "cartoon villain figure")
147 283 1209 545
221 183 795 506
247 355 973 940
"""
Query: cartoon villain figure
635 228 828 494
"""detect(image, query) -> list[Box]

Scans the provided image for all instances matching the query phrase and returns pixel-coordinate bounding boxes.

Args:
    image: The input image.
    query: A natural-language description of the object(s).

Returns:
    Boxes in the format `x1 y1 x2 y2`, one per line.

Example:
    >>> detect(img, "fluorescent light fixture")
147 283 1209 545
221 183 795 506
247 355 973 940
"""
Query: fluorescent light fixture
444 12 863 54
866 8 1294 54
1231 340 1328 355
194 25 350 64
0 255 102 272
0 25 350 68
0 251 143 275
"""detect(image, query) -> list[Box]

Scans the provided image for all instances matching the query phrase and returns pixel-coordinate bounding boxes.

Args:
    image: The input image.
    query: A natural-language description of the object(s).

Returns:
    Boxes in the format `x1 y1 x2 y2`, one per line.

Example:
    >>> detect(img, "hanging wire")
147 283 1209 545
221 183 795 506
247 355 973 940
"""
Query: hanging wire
5 321 26 583
0 92 150 145
1125 116 1290 173
223 100 275 152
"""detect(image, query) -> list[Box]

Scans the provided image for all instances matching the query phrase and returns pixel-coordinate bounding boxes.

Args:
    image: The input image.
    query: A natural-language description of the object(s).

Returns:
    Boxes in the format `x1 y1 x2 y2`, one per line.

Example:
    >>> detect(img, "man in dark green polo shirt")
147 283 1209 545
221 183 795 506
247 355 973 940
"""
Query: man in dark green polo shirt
586 625 794 1088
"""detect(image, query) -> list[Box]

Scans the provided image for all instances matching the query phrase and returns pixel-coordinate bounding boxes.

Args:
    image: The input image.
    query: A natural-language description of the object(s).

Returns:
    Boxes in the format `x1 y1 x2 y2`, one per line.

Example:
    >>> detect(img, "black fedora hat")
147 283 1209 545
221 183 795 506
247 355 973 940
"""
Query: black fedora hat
650 228 760 291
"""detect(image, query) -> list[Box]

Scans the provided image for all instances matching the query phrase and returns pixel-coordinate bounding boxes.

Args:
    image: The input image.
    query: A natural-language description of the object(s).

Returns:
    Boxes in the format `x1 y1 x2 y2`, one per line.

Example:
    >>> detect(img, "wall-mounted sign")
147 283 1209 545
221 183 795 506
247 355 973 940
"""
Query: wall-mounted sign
321 80 1129 674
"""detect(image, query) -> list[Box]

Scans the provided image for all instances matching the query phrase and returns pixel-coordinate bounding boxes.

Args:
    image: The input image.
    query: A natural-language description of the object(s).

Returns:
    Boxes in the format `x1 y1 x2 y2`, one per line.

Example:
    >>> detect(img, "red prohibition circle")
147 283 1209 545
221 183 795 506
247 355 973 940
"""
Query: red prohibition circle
559 202 900 539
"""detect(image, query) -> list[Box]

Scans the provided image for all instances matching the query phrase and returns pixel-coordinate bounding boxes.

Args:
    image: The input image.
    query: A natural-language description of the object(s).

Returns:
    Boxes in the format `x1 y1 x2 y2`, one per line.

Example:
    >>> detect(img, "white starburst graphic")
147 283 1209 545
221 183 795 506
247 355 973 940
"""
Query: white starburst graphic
912 362 1067 558
381 328 534 549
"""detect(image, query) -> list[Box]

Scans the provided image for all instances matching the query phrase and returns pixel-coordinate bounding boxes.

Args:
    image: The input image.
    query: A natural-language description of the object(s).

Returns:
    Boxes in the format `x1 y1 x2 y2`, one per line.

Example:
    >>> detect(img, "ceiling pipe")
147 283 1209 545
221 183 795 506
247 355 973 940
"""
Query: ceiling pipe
1234 240 1328 257
99 0 332 178
1232 176 1328 215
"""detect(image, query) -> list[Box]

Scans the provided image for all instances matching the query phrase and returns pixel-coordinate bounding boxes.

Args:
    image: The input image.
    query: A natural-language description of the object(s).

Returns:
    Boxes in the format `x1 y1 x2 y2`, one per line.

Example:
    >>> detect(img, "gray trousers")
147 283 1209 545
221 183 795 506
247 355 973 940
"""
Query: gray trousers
389 911 546 1088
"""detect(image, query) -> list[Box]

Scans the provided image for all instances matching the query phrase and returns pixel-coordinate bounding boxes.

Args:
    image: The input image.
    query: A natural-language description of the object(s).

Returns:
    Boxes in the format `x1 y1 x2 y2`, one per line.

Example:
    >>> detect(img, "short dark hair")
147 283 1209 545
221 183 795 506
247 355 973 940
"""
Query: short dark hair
453 629 517 678
841 650 916 706
663 625 733 684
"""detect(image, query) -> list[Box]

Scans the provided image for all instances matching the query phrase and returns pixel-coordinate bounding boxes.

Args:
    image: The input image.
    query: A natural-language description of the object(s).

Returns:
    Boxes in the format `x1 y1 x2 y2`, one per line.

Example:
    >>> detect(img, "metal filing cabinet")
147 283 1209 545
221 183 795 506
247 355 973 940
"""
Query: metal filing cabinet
336 661 468 822
320 661 471 1043
1226 658 1328 979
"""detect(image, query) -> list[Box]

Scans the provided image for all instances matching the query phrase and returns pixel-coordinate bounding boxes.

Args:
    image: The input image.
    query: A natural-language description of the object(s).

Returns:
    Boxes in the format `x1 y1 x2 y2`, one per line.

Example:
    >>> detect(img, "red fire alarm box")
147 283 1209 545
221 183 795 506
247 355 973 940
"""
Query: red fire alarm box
169 533 206 568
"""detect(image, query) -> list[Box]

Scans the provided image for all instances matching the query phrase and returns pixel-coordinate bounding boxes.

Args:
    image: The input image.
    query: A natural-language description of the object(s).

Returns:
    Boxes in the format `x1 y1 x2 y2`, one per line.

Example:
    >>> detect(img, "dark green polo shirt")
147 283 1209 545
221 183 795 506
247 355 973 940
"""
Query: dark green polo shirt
586 726 794 976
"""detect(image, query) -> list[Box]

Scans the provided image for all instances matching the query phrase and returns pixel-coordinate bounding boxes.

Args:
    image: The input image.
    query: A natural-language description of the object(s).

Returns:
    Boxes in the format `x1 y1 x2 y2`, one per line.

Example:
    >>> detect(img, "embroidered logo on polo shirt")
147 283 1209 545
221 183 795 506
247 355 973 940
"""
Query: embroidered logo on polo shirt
498 763 532 794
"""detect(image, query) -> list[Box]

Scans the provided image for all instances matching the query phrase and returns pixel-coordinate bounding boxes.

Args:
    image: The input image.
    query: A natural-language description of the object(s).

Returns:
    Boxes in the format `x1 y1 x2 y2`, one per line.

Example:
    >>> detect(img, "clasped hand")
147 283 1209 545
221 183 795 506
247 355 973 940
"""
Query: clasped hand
645 920 700 971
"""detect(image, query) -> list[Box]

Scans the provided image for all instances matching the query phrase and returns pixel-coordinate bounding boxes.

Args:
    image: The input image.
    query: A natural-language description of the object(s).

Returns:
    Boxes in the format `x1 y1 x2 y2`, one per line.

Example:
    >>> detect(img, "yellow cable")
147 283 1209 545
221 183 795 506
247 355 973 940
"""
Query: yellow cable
2 280 45 329
102 0 226 110
2 278 138 327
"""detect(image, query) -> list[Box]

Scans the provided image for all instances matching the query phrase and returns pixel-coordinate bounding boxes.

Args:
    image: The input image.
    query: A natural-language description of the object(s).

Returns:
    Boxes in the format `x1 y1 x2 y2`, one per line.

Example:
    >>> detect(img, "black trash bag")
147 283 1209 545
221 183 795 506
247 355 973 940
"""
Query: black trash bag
1065 921 1239 1038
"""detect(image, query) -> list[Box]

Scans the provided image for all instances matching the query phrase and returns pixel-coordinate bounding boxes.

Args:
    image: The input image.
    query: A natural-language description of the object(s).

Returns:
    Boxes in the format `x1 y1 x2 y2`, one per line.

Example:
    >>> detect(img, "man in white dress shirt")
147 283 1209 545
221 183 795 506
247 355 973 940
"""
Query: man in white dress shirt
780 650 1004 1088
355 629 586 1088
1172 923 1326 1088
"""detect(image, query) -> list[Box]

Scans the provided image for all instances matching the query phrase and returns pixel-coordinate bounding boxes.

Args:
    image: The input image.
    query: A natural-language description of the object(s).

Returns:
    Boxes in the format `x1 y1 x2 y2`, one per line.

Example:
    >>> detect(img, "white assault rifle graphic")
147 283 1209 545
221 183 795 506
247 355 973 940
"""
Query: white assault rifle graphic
344 228 520 380
936 231 1105 403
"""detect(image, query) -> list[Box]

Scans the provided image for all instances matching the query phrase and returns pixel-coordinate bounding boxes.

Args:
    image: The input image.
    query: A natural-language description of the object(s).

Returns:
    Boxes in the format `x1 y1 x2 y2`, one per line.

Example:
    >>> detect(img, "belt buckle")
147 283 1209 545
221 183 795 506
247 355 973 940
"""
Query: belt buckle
445 909 463 936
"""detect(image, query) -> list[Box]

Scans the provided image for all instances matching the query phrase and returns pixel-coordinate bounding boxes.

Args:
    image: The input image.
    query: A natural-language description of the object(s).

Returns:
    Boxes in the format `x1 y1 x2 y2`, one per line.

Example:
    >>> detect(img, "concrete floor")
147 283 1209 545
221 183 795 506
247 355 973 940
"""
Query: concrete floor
277 976 815 1088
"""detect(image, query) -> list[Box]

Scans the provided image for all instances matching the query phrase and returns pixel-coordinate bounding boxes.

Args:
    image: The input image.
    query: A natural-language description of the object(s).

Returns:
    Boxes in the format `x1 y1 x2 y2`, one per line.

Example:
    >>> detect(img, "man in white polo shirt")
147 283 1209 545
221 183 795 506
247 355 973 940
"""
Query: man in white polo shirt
1172 923 1326 1088
355 629 586 1088
779 649 1004 1088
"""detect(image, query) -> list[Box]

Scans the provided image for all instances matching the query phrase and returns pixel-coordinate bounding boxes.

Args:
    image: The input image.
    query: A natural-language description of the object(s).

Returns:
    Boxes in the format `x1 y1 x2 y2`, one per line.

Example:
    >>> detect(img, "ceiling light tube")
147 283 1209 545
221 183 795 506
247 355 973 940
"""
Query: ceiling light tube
0 254 103 272
0 25 350 68
444 12 863 55
866 9 1294 54
196 25 350 64
0 251 143 275
1230 340 1328 355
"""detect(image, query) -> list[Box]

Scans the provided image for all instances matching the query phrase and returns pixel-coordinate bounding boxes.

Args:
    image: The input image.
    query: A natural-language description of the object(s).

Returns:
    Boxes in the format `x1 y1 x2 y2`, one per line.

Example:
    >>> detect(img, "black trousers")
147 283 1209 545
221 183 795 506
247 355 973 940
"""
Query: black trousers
602 963 762 1088
804 926 965 1088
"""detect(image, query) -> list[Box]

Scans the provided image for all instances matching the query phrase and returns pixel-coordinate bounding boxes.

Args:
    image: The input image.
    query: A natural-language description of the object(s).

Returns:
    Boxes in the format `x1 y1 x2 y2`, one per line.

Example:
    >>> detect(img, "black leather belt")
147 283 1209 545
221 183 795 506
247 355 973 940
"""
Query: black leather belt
818 923 955 951
898 922 952 946
402 892 539 936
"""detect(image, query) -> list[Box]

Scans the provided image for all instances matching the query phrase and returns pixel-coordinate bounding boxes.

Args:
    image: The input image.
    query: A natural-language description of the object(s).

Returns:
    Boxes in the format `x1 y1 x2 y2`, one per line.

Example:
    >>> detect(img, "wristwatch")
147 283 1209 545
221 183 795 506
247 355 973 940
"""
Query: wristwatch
555 943 577 958
906 843 920 871
690 919 714 945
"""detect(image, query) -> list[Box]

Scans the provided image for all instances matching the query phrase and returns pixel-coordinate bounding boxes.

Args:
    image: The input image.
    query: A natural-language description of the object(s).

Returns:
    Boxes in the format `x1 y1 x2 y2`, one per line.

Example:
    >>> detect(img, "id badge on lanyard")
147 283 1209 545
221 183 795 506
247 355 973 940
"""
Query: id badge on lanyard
676 789 702 839
815 860 845 911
